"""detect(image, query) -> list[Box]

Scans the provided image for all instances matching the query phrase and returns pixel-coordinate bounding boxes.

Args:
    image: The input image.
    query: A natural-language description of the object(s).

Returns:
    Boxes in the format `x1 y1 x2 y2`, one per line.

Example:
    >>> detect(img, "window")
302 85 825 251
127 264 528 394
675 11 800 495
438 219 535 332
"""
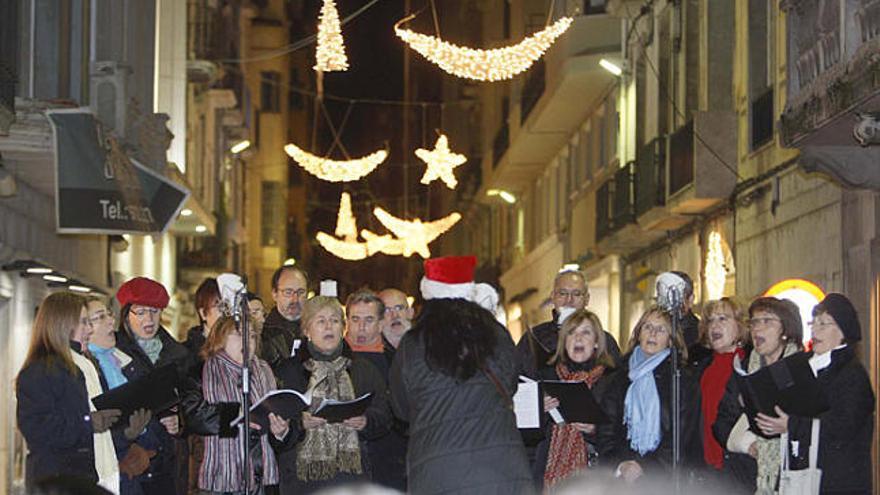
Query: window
748 0 774 149
260 71 280 113
261 181 284 246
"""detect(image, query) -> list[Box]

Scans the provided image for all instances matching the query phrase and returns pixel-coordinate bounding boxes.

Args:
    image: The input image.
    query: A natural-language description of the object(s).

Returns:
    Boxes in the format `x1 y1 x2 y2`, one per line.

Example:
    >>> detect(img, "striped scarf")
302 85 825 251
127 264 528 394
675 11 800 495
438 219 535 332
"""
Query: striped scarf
199 352 279 492
71 350 120 495
543 362 605 488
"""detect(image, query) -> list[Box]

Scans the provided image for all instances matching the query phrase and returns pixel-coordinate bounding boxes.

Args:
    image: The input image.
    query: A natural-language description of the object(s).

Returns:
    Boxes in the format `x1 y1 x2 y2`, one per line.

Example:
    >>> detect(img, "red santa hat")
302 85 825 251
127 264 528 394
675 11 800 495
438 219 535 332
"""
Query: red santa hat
420 256 499 311
116 277 170 309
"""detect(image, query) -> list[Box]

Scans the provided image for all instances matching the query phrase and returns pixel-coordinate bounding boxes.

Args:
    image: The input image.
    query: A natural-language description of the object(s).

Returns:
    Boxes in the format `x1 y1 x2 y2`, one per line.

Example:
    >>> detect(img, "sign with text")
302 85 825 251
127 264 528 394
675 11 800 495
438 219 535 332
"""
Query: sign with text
46 109 189 235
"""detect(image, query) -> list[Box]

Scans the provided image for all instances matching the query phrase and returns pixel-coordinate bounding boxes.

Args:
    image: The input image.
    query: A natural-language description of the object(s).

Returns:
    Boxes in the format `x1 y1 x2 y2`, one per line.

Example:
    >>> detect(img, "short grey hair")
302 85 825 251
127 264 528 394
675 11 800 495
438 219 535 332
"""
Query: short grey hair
553 270 589 290
345 289 385 319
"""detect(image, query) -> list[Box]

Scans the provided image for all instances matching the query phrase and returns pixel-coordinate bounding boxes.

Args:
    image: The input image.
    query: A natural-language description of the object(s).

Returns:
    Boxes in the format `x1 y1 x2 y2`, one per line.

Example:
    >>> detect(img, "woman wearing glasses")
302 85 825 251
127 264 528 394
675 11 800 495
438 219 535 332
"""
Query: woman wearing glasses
16 292 122 492
596 306 702 483
85 296 180 494
713 297 803 494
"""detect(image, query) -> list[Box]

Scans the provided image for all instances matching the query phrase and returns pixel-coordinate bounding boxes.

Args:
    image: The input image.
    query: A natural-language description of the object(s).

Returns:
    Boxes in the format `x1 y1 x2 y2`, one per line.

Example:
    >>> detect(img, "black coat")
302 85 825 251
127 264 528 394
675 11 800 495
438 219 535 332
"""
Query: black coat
260 308 302 374
16 354 97 487
787 346 874 494
275 342 392 494
596 352 703 476
390 313 532 495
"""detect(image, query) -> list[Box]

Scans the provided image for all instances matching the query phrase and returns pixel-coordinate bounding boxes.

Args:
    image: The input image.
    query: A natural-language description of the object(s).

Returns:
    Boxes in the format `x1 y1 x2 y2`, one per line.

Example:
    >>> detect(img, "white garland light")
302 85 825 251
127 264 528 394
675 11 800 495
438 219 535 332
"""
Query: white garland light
284 143 387 182
394 16 573 81
416 134 467 189
705 231 727 300
316 192 371 260
314 0 349 72
372 207 462 258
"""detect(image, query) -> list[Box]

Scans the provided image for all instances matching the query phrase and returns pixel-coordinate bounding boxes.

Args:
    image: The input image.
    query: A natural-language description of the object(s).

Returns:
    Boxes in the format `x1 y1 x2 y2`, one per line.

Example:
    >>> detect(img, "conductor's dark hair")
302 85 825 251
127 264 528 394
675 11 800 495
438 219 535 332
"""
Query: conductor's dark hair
413 298 499 381
270 265 309 291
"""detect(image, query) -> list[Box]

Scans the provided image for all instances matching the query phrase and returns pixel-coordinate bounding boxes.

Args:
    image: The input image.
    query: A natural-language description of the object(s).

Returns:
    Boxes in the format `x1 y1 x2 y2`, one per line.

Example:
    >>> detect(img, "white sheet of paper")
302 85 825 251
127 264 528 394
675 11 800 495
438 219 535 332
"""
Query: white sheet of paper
290 339 302 357
513 378 540 429
320 280 338 297
549 407 564 424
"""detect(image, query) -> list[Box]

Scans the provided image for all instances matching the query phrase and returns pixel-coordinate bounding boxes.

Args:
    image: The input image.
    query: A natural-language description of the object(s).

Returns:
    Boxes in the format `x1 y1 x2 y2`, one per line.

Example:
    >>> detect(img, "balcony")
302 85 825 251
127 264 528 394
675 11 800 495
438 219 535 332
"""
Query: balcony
666 111 737 214
597 162 659 252
486 12 621 192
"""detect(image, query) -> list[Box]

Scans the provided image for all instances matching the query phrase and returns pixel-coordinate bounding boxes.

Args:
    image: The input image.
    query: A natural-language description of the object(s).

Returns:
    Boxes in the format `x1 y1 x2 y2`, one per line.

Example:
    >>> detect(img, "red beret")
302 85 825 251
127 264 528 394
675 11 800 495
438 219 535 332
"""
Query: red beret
116 277 170 309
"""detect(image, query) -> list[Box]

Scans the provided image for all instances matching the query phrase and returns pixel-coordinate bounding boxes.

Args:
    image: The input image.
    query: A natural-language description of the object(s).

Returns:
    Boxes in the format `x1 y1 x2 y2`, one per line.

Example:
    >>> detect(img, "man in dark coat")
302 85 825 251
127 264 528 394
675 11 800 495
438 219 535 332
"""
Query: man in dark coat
344 289 406 491
260 265 308 374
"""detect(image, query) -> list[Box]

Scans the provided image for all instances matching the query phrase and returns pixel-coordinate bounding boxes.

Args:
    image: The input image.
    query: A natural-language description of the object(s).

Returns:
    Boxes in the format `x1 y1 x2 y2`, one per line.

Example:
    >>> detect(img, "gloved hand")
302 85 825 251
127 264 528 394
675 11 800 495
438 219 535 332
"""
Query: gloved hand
119 443 156 479
90 409 121 433
124 408 152 440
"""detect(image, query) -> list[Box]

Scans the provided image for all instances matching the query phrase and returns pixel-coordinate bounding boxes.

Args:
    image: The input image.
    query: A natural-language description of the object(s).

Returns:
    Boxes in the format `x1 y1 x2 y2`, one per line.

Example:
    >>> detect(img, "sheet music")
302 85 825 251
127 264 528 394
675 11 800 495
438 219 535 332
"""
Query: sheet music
513 376 540 429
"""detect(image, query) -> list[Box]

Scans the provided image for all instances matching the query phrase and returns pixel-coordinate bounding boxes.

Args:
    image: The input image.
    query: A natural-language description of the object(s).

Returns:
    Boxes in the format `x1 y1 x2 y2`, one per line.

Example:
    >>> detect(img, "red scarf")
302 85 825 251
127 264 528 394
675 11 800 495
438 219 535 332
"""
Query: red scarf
344 335 385 353
543 362 605 488
700 348 745 469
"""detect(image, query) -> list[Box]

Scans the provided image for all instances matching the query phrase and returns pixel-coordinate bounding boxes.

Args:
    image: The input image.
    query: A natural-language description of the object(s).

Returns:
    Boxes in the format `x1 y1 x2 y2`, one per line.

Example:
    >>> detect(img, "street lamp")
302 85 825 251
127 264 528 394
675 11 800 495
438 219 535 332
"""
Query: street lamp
230 140 251 154
599 58 623 76
487 189 516 204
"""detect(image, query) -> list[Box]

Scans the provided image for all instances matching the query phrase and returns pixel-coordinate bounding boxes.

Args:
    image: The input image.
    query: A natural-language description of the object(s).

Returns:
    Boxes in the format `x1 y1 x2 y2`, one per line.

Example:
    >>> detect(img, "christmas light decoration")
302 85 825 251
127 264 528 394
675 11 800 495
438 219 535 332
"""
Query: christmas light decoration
316 192 371 260
314 0 349 72
284 143 387 182
704 231 727 300
416 134 467 189
394 16 573 81
372 207 462 258
361 229 406 256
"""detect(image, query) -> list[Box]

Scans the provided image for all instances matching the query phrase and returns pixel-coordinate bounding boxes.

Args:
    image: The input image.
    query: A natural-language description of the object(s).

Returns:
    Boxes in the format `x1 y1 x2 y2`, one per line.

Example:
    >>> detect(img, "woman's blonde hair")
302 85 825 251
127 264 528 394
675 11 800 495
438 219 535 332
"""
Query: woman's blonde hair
627 306 688 362
699 297 749 347
549 309 614 368
20 292 88 376
301 296 344 335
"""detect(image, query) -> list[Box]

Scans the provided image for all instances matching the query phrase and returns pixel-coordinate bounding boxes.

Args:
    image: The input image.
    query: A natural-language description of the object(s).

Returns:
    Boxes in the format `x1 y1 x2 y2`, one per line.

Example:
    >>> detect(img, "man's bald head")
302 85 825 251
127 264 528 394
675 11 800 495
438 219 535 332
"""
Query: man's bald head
551 270 590 311
379 288 414 348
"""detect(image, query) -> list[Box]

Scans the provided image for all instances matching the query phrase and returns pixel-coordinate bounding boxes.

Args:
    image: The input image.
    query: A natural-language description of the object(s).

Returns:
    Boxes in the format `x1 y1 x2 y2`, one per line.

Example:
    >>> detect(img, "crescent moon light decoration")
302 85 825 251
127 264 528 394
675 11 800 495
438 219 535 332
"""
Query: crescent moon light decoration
284 143 388 182
393 16 573 81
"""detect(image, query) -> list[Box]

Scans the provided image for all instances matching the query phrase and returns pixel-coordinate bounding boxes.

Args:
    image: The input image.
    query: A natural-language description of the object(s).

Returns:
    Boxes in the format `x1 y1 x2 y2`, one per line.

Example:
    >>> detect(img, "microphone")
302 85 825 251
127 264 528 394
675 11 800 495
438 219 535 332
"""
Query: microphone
655 272 688 315
217 273 247 316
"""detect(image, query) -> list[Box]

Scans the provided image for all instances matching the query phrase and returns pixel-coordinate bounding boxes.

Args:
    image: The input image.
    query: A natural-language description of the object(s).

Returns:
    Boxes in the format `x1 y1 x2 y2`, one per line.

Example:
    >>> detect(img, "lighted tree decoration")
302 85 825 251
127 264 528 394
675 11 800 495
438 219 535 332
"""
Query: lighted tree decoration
394 16 572 82
314 0 349 72
284 143 387 182
416 134 467 189
372 207 462 258
704 231 727 300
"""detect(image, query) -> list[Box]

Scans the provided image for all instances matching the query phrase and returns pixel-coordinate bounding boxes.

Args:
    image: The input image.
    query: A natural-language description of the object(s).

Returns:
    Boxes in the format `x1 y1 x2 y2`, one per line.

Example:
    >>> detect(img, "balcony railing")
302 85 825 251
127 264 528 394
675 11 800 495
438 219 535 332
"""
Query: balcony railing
492 122 510 168
610 161 636 229
668 120 694 197
596 180 611 241
634 137 666 217
187 0 222 61
521 59 545 124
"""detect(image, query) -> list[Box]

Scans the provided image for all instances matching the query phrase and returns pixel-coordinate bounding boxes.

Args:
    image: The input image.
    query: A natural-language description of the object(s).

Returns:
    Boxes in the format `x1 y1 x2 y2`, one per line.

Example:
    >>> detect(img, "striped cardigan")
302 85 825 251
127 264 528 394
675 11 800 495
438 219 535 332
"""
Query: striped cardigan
199 351 280 491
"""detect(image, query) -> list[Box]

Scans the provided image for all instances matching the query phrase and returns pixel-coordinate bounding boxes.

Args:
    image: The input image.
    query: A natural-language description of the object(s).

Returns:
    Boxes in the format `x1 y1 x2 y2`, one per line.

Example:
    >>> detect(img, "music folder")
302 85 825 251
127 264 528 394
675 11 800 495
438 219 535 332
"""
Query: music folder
540 380 609 425
92 365 180 418
231 389 312 430
313 393 373 423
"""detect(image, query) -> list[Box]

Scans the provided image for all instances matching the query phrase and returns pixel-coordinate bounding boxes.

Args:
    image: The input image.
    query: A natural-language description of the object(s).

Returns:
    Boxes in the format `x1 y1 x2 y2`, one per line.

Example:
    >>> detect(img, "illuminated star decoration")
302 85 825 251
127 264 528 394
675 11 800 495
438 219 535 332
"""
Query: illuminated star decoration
314 0 349 72
284 143 387 182
394 16 572 81
372 207 462 258
416 134 467 189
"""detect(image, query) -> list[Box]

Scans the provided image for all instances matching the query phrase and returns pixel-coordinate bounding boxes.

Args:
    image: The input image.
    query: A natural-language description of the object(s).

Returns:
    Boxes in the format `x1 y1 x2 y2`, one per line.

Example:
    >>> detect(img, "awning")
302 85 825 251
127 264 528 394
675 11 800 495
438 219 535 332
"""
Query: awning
800 146 880 190
46 109 189 234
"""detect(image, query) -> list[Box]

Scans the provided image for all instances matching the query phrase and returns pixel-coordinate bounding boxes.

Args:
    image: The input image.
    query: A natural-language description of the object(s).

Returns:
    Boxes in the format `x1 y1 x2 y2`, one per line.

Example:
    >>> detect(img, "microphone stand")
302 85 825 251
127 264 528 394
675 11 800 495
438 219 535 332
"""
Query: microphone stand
232 289 253 494
666 287 683 493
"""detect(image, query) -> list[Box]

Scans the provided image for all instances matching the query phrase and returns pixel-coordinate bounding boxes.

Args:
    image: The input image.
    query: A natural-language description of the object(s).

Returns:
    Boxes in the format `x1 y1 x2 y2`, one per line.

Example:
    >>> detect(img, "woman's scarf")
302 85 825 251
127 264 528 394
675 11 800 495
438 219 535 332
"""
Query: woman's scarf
543 361 606 488
199 351 279 491
296 342 362 481
87 344 129 390
700 348 745 469
750 343 799 494
136 336 163 364
623 346 671 456
71 349 120 495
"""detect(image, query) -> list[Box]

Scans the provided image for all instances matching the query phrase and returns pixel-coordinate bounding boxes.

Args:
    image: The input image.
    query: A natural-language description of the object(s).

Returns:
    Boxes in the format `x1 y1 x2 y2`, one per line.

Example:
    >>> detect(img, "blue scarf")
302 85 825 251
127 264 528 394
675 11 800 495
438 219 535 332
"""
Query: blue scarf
624 346 670 456
88 344 129 390
137 337 163 364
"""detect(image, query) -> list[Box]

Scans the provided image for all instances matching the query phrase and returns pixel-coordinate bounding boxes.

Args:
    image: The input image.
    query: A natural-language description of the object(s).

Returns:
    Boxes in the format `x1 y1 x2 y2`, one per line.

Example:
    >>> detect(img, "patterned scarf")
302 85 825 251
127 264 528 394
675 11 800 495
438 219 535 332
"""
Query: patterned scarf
624 347 671 455
543 361 606 488
296 343 362 481
751 343 800 494
136 337 163 364
199 351 279 492
71 349 120 495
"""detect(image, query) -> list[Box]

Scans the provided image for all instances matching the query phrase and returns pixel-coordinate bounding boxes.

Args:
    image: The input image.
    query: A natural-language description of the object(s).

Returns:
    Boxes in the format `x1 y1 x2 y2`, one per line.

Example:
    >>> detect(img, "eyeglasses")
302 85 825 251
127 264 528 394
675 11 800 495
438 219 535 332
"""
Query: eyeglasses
808 319 836 328
278 288 307 298
707 314 734 325
79 317 93 328
89 312 114 325
384 304 407 314
131 307 160 318
642 324 669 335
555 290 586 299
748 316 780 328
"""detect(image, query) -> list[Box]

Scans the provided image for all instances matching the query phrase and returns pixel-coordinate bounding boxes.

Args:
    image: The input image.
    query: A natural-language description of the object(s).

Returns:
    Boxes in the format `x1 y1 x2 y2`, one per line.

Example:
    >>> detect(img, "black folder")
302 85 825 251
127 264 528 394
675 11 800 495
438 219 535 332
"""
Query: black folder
540 380 609 424
735 352 829 438
92 365 180 418
231 389 311 431
313 393 373 423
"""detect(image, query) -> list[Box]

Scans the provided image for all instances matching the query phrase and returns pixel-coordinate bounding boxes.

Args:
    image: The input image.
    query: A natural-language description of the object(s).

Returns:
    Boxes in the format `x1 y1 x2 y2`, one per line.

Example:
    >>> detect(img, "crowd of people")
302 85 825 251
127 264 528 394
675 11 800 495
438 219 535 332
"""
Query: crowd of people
14 255 876 495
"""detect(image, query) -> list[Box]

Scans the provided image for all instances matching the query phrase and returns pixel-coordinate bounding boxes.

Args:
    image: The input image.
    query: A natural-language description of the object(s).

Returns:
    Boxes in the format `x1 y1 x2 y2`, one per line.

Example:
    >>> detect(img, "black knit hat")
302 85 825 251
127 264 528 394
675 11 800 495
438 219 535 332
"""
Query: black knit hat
815 293 861 343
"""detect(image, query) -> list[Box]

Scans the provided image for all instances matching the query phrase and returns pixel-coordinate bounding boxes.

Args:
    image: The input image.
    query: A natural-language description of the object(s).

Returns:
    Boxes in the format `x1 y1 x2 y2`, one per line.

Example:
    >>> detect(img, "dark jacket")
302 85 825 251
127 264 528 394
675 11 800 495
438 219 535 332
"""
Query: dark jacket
681 311 701 349
787 346 874 494
16 353 97 487
183 325 206 363
390 307 532 495
275 342 392 494
260 308 302 374
596 352 703 476
712 349 758 493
